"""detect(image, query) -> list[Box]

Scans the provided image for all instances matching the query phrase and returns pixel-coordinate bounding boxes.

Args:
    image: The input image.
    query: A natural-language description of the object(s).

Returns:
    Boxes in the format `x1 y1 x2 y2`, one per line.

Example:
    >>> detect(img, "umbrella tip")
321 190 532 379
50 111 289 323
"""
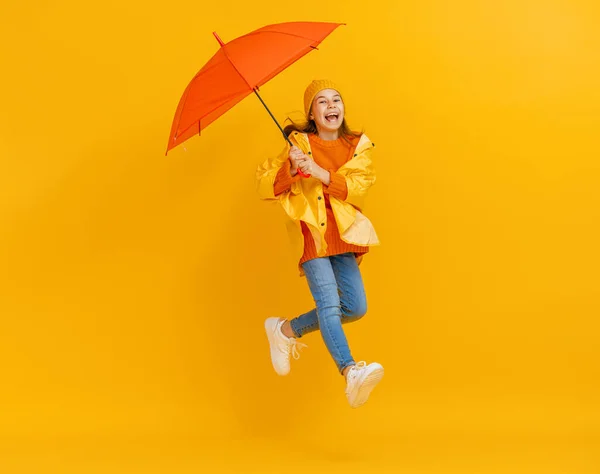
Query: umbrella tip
213 31 225 47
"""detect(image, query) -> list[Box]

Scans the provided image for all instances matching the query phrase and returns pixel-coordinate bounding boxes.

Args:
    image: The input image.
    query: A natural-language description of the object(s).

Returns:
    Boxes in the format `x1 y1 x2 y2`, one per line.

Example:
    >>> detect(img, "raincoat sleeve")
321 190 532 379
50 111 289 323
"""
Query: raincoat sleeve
256 144 293 200
323 171 348 200
274 160 302 196
337 146 376 211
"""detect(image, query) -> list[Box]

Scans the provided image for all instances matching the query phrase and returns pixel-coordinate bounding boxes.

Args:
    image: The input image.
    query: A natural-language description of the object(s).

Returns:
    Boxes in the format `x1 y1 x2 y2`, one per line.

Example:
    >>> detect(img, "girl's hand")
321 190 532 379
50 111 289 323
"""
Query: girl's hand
288 146 304 177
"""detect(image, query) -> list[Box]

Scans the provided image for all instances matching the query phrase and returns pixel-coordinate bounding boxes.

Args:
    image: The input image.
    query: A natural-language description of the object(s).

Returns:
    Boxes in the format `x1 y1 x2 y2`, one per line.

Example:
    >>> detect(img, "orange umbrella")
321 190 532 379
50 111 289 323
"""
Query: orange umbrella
165 21 344 177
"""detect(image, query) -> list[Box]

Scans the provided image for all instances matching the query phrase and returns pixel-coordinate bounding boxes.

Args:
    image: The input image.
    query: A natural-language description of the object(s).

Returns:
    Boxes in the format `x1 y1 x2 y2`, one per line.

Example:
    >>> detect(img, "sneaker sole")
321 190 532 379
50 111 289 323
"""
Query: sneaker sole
351 366 384 408
264 318 289 376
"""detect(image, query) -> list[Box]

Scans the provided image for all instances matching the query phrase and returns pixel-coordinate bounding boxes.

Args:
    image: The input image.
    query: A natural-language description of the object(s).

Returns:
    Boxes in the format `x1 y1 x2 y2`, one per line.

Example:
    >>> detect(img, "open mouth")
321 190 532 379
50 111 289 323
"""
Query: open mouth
325 112 339 122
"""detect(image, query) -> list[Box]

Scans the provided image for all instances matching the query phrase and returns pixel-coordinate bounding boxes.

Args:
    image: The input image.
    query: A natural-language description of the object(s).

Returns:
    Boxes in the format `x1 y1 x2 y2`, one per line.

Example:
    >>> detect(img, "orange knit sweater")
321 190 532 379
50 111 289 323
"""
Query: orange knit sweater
273 133 369 265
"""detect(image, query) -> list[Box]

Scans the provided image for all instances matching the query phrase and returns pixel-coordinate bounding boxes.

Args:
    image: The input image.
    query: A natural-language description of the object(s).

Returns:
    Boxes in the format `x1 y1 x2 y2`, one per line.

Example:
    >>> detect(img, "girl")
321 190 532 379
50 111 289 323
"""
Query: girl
255 79 383 408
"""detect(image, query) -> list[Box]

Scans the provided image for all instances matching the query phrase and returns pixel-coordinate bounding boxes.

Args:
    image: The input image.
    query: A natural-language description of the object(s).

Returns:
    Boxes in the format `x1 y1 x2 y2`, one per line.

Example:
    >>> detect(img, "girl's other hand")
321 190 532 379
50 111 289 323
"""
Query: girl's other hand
297 156 325 181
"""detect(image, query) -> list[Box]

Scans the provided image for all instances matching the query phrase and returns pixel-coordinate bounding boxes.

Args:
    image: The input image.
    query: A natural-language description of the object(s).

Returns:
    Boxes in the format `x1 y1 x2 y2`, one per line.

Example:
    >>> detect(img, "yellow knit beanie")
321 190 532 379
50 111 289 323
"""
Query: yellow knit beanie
303 79 341 117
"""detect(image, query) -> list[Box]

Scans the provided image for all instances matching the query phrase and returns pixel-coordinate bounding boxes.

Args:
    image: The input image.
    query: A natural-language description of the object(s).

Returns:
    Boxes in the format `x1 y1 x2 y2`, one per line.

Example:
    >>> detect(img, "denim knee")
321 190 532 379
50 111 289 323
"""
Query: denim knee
342 297 367 320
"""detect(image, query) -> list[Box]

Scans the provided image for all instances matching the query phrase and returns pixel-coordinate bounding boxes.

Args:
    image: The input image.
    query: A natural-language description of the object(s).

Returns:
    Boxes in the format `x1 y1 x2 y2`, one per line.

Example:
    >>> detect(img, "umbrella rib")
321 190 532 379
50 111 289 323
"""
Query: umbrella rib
241 28 340 45
172 54 229 141
217 28 337 98
174 91 251 141
252 48 315 90
171 86 190 141
219 44 255 92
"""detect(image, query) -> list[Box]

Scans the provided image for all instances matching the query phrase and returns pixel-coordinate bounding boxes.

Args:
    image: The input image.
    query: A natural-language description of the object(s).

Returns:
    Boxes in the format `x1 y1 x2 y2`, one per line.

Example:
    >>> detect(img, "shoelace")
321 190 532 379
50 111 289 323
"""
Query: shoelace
347 361 367 384
288 339 308 360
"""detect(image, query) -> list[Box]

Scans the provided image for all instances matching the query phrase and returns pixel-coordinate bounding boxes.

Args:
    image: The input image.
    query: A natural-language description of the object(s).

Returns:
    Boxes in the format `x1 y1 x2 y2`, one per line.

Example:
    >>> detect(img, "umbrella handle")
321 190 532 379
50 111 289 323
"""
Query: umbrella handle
297 169 311 178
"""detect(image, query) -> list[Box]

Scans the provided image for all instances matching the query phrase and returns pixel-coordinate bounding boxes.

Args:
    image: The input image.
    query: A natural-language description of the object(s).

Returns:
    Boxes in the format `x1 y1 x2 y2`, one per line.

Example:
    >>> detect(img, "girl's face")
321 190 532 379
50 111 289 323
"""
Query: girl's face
309 88 345 135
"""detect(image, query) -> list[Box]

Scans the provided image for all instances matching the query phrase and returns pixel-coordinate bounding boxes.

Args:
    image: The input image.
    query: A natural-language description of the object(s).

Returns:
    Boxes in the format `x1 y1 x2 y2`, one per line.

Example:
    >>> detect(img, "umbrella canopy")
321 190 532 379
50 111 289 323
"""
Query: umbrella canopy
166 21 344 155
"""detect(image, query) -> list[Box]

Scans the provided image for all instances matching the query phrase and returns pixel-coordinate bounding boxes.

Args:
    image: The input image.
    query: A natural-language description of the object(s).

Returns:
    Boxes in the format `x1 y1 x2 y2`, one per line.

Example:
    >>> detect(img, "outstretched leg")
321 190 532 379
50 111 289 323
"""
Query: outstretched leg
287 253 368 338
298 256 355 374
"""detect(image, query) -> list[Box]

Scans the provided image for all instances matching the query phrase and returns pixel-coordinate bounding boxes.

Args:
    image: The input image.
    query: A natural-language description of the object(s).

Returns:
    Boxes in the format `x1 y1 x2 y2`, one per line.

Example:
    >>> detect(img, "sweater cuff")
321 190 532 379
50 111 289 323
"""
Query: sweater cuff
324 170 348 200
274 161 301 196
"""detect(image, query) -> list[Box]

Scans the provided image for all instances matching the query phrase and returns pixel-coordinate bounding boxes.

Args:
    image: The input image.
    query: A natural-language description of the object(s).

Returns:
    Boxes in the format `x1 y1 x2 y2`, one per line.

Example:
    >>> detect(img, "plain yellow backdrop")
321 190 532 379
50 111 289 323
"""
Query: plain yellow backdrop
1 0 599 472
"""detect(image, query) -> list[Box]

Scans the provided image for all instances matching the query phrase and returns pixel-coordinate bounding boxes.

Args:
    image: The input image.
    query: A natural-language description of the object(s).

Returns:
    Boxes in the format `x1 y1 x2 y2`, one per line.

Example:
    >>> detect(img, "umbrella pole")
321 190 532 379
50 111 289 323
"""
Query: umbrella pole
253 88 310 178
212 32 294 148
253 89 293 147
212 32 293 147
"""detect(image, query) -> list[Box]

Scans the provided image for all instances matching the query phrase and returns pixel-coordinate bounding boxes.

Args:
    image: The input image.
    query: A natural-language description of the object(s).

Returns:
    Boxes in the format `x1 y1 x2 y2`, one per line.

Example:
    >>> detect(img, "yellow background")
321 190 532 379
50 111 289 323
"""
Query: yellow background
1 0 599 472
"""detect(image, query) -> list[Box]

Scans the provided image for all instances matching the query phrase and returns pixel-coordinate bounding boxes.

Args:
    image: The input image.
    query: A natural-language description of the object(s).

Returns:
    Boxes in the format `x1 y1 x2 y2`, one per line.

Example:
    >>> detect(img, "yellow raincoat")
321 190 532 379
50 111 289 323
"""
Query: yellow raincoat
256 131 380 276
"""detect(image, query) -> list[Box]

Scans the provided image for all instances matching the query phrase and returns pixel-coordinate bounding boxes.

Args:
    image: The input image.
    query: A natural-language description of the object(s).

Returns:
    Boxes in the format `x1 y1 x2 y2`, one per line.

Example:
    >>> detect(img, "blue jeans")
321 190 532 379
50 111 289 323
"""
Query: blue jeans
290 252 368 375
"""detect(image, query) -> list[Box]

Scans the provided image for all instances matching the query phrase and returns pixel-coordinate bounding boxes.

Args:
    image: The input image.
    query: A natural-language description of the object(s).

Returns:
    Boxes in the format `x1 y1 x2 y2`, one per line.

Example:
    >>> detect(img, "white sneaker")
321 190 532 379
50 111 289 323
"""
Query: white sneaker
264 317 307 376
345 361 384 408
